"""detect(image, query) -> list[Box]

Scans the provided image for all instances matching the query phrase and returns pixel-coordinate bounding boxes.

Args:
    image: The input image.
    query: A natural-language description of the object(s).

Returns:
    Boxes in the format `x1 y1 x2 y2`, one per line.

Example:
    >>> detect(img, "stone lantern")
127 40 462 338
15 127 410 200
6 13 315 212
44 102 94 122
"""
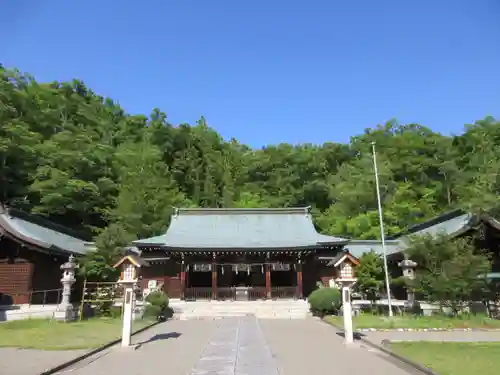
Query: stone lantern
113 254 149 348
54 255 79 322
398 259 417 305
329 251 360 344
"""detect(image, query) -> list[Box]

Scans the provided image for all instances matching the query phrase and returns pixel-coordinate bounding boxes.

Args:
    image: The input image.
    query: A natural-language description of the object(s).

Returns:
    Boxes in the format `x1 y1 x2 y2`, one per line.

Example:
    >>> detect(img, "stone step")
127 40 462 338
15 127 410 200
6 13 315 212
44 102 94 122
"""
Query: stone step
172 300 310 320
184 310 309 312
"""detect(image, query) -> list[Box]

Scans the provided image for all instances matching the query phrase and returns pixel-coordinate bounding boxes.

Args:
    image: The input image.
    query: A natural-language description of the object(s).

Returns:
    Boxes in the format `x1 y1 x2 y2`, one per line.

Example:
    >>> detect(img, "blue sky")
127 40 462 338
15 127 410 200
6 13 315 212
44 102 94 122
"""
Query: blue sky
2 1 499 147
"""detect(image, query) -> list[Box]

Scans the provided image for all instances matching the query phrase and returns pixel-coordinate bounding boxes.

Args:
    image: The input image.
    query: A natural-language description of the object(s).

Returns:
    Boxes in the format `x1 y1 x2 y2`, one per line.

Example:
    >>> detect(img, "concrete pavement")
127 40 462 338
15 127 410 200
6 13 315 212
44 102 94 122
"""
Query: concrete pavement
54 319 215 375
49 317 421 375
260 319 422 375
0 347 88 375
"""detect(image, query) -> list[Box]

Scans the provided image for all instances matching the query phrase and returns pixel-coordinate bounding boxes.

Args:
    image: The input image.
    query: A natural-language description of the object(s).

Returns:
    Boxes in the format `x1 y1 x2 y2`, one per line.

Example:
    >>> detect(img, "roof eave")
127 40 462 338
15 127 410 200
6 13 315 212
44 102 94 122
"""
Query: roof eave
317 240 349 246
0 215 52 249
134 241 165 247
139 244 326 251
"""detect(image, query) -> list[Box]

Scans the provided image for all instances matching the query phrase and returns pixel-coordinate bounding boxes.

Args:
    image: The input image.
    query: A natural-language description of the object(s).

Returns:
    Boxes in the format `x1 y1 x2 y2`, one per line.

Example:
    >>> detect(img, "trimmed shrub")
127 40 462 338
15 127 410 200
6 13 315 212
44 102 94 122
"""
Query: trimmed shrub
308 287 341 316
144 291 169 320
146 291 169 309
144 304 163 318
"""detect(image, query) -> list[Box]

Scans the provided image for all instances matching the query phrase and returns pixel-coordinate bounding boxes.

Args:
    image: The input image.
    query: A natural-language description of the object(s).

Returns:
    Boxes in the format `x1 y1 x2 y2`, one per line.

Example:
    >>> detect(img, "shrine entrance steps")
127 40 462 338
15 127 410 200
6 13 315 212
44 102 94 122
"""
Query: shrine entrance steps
169 299 310 320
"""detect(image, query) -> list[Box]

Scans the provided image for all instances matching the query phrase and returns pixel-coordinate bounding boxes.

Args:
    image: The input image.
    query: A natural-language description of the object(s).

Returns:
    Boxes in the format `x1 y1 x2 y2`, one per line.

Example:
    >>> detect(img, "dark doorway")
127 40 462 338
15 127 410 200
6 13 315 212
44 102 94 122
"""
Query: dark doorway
188 271 211 287
232 271 251 286
271 270 296 287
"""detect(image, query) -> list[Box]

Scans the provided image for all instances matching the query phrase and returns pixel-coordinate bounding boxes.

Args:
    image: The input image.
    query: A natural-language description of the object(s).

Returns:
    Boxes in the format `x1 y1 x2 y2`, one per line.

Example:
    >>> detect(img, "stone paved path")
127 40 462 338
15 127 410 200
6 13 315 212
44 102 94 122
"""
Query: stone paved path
0 347 88 375
189 317 279 375
260 319 421 375
51 317 422 375
54 319 215 375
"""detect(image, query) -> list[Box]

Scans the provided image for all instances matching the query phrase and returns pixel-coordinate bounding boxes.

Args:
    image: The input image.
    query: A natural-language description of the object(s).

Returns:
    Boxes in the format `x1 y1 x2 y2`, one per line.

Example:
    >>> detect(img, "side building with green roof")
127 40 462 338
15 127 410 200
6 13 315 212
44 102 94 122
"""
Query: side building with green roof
0 206 91 305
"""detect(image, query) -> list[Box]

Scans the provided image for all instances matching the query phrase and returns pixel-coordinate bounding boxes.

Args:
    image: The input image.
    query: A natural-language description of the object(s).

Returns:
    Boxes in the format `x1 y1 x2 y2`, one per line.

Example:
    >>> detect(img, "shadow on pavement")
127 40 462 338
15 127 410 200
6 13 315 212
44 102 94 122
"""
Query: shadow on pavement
335 331 365 340
136 332 182 348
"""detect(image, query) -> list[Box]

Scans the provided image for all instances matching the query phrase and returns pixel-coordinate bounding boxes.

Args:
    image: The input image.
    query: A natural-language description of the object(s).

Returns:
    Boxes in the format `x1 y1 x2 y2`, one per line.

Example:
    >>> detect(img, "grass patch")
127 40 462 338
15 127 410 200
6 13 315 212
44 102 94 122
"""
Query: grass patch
324 314 500 329
0 317 156 350
390 342 500 375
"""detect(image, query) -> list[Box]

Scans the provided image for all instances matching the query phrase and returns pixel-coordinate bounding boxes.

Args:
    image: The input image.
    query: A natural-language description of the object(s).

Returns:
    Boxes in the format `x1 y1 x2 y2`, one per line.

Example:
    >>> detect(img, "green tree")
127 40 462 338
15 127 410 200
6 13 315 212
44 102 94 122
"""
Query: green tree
406 233 491 314
79 223 132 281
108 137 189 239
354 251 386 304
1 64 500 258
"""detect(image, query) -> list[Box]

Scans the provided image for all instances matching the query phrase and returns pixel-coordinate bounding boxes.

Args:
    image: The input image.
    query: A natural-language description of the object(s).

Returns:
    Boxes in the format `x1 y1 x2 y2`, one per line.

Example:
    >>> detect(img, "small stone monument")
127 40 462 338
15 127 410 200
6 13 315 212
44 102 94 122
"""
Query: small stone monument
53 255 79 322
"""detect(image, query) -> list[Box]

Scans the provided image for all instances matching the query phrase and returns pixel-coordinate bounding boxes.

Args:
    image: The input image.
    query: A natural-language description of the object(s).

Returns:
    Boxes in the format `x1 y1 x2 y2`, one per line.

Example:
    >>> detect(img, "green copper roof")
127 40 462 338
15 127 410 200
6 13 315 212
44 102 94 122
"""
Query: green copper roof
134 207 348 250
0 207 89 255
388 210 473 240
344 211 476 257
344 240 401 258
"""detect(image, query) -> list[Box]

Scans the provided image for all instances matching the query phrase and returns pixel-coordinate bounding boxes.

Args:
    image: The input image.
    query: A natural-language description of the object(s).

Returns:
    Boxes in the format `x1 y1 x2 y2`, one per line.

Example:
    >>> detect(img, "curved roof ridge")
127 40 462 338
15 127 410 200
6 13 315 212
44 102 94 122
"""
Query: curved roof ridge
134 206 348 249
176 206 311 216
0 207 89 255
4 206 90 241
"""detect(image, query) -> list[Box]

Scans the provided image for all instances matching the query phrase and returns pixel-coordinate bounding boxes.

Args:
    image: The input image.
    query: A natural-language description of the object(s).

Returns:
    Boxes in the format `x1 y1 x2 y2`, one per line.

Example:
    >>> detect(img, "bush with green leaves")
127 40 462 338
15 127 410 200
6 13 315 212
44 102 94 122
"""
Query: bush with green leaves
308 287 341 316
144 291 169 318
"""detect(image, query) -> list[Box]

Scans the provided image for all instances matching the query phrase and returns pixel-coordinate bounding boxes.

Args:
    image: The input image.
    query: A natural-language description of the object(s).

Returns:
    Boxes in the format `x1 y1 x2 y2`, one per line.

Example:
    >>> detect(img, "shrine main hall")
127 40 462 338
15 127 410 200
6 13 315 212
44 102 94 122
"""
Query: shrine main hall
134 207 357 301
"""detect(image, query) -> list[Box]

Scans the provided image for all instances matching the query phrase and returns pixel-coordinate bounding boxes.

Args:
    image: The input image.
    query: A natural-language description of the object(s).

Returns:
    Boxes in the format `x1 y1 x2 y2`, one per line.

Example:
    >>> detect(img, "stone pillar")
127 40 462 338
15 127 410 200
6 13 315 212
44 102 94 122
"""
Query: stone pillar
296 261 303 300
341 285 354 344
398 259 417 304
212 261 217 300
180 261 186 300
54 255 78 322
265 264 271 299
121 283 134 347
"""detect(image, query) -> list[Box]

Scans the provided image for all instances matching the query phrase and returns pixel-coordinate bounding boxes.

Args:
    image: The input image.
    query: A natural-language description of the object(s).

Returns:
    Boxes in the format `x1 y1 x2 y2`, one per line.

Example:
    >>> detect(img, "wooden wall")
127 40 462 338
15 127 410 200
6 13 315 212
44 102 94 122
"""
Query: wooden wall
0 236 66 304
139 260 182 299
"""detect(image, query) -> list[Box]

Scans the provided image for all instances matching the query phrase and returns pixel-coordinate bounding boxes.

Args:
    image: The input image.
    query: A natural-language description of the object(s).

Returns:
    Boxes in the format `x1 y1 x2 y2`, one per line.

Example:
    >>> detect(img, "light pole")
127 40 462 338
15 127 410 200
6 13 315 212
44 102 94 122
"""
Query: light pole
371 141 393 317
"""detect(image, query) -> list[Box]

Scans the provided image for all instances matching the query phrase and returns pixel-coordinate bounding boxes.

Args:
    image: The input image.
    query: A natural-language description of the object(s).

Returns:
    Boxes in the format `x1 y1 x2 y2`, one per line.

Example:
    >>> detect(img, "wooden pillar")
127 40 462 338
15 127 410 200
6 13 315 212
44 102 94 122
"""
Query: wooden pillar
265 264 271 299
180 261 186 300
296 261 303 299
212 261 217 300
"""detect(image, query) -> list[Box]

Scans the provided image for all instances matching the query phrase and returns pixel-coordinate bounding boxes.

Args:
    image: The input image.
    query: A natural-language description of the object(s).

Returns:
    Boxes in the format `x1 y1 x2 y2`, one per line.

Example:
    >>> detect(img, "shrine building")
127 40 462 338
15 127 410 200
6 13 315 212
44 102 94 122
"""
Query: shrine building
134 207 351 300
3 203 500 306
0 206 90 304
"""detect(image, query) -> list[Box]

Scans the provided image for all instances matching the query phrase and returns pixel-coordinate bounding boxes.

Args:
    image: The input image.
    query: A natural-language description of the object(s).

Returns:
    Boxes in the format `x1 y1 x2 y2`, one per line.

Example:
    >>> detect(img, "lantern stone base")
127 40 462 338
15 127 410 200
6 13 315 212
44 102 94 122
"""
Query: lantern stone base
53 304 77 322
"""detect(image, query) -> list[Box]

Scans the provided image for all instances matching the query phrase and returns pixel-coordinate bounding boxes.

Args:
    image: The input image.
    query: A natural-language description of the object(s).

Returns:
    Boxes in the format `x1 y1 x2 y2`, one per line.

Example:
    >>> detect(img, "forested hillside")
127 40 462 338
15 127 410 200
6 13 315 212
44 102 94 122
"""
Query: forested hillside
1 66 498 243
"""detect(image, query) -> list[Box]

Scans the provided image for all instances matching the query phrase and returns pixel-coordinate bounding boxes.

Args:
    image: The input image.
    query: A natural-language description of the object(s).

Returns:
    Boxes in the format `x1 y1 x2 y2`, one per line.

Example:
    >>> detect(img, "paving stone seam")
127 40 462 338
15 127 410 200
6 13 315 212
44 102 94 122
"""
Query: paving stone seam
233 317 243 375
255 317 283 375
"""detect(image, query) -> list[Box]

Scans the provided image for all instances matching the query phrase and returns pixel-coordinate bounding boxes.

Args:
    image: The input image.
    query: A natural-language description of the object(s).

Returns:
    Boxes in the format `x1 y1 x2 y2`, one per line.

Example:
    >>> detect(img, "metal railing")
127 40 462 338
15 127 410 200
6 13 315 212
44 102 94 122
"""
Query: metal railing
185 287 212 301
0 288 63 306
271 286 297 300
217 287 235 301
248 287 267 300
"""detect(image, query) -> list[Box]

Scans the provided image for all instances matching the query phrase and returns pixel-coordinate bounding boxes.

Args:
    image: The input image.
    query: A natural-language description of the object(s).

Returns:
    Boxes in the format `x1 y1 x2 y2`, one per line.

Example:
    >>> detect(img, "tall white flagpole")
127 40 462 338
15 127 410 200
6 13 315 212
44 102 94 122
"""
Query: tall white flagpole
371 141 393 317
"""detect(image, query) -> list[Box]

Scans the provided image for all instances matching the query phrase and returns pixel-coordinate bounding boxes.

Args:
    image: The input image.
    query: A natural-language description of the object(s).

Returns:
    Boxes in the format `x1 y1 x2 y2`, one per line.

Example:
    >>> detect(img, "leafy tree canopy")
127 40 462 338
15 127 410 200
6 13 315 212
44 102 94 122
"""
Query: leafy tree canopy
1 66 500 279
405 233 491 313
